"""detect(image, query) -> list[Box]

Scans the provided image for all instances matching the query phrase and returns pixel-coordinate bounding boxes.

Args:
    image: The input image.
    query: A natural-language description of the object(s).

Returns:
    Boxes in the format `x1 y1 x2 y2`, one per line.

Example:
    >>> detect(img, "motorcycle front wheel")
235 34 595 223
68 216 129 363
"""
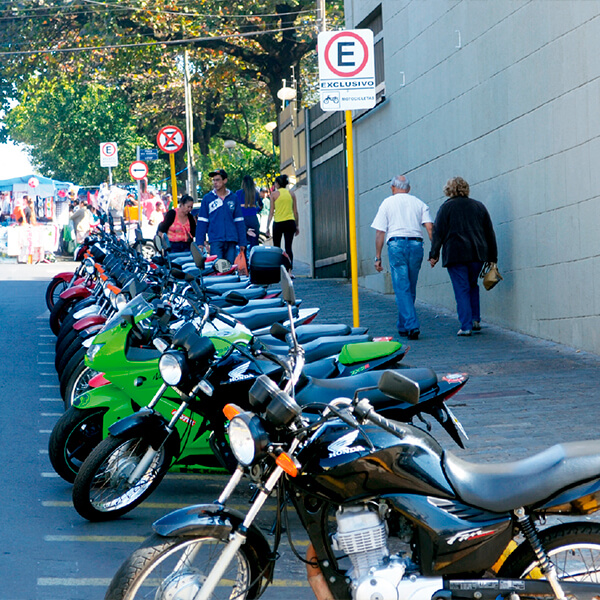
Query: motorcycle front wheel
105 533 262 600
72 434 176 521
61 359 99 409
499 522 600 582
48 406 107 482
46 276 71 310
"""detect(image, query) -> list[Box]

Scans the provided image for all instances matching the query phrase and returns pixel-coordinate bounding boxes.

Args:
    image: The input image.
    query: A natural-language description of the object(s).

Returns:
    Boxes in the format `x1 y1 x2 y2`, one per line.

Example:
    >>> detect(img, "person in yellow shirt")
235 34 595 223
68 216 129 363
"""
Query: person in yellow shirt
265 174 299 269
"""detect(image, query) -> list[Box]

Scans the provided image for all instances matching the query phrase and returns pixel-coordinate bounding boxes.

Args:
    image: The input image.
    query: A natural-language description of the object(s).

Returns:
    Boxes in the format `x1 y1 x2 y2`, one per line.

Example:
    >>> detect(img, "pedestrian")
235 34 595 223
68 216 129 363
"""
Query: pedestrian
235 175 263 254
157 194 196 252
428 176 498 336
371 175 433 340
71 200 91 243
149 201 166 227
23 196 37 225
265 174 299 269
195 169 246 263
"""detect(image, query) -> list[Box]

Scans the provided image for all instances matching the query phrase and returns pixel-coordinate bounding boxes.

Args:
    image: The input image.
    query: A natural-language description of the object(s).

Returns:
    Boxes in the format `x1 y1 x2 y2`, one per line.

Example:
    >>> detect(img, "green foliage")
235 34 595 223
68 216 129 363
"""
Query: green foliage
5 76 165 185
0 0 344 186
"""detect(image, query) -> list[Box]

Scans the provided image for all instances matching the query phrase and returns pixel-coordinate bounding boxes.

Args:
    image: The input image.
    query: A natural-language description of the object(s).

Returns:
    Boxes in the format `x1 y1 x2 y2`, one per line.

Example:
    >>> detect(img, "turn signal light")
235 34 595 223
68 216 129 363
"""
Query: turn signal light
107 284 121 295
99 273 108 281
223 404 242 420
276 452 298 477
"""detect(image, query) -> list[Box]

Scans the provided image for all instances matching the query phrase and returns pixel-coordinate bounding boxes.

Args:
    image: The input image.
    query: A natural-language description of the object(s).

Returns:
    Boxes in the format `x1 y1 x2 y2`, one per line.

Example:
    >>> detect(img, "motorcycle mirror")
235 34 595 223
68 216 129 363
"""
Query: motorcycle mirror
279 266 295 305
224 291 248 307
190 242 206 269
269 322 290 342
377 370 420 405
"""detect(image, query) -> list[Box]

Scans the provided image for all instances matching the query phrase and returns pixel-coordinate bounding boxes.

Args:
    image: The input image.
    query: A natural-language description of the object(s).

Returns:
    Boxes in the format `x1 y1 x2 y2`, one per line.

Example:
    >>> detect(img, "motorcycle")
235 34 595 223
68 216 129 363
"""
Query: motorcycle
49 291 406 484
69 268 465 522
105 268 600 600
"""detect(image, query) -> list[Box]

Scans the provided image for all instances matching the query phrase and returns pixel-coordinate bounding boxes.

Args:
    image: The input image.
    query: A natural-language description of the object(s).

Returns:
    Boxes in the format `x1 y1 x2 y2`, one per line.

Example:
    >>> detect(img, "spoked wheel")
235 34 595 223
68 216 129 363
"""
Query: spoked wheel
46 276 71 311
105 533 262 600
62 362 99 409
72 434 175 521
499 523 600 584
48 407 107 483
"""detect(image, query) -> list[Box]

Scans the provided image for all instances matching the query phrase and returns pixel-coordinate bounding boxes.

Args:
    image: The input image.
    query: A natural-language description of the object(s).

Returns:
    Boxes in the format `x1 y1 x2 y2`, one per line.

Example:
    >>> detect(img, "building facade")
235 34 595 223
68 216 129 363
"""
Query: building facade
343 0 600 354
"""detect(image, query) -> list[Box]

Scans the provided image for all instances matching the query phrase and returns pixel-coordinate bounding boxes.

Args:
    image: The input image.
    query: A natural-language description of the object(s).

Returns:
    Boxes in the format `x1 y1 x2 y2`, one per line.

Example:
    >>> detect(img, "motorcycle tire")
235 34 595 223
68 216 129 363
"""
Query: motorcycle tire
105 533 262 600
49 296 77 336
499 522 600 581
45 276 71 311
72 433 178 522
59 346 87 397
62 360 99 410
55 327 81 368
48 406 107 483
56 333 87 379
55 312 83 351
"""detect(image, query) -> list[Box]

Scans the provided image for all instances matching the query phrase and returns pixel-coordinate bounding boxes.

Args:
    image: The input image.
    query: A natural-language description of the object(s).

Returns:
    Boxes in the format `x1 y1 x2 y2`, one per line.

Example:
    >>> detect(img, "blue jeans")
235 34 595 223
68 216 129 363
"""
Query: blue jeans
388 238 424 333
210 241 238 264
447 262 483 331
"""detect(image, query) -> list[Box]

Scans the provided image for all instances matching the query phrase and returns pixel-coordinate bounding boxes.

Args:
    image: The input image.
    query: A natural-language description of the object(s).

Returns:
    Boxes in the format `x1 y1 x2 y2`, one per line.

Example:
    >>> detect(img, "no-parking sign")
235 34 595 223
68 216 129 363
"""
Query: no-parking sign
318 30 376 111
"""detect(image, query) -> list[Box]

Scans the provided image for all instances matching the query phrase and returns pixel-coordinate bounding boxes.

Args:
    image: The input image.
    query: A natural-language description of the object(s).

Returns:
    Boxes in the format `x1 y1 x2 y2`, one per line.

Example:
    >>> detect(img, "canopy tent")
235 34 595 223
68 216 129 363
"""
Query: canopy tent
0 174 73 198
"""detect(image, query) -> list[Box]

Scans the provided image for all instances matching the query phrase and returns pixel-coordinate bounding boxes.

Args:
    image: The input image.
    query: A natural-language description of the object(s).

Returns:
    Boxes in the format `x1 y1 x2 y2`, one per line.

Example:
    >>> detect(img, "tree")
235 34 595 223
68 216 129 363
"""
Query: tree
5 76 158 185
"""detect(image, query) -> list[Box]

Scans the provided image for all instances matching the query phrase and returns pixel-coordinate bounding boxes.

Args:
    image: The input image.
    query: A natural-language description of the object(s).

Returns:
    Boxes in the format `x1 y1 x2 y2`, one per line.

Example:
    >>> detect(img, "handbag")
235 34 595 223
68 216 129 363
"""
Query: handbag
480 262 503 290
234 250 248 276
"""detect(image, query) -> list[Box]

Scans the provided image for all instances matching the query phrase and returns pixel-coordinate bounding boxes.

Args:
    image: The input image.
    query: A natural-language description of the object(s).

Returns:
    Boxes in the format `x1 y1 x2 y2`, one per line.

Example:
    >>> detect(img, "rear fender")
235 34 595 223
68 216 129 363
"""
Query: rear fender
153 503 274 582
108 409 171 450
59 285 92 301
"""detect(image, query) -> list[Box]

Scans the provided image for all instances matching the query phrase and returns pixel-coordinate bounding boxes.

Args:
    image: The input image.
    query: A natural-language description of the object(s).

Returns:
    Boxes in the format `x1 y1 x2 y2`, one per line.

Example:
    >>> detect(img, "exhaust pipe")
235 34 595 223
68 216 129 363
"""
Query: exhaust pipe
306 544 335 600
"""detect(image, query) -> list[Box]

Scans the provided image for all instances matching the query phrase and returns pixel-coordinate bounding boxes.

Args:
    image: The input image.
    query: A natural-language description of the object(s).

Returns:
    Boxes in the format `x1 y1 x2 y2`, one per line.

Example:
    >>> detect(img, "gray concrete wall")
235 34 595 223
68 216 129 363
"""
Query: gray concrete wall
345 0 600 354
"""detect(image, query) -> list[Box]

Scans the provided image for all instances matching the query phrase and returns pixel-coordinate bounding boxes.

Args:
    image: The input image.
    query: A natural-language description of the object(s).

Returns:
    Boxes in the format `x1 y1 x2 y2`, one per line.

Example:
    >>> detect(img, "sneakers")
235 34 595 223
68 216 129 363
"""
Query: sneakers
472 321 481 331
407 329 420 340
457 329 472 336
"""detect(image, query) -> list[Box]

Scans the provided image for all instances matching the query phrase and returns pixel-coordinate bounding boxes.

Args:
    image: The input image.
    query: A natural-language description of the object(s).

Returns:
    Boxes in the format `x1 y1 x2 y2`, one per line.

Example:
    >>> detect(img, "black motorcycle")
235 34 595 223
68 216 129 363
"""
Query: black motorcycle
106 268 600 600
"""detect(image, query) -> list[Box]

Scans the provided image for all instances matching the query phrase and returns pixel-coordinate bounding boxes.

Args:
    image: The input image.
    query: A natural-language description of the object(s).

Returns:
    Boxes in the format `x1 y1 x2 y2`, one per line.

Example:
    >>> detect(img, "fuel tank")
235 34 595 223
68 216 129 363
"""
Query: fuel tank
294 420 455 503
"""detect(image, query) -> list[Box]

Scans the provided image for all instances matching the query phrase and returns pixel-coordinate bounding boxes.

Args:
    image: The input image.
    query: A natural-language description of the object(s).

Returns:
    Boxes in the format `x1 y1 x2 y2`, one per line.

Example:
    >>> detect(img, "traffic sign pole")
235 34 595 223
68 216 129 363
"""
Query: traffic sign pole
345 110 360 328
170 154 178 208
136 146 142 231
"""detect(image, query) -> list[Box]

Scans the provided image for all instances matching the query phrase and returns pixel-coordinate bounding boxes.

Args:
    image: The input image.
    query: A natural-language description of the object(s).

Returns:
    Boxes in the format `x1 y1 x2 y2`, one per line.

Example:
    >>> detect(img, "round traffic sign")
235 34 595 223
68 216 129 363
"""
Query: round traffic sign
129 160 148 181
157 126 185 154
324 31 370 78
100 142 118 157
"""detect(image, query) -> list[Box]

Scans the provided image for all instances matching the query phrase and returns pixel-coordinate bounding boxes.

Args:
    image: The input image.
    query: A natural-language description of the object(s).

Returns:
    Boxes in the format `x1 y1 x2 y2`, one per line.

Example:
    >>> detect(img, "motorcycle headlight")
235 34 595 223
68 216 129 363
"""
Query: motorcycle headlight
86 343 105 362
84 258 95 275
159 351 186 386
228 412 269 466
110 292 128 311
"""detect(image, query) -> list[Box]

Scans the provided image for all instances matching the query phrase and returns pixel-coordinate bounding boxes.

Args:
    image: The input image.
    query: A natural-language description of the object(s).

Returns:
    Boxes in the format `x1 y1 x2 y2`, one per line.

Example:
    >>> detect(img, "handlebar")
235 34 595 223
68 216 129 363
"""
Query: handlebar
353 399 406 440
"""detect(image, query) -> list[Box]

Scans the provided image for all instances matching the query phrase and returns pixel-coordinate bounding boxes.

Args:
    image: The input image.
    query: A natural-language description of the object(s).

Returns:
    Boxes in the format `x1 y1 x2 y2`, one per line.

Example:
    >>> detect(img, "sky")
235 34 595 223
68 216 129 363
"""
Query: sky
0 141 34 180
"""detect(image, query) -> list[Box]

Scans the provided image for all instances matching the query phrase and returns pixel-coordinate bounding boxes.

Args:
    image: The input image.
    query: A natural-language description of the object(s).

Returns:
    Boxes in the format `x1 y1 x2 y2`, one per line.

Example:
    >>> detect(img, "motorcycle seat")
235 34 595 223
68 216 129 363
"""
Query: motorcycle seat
260 323 354 346
236 306 296 331
444 440 600 514
296 367 438 408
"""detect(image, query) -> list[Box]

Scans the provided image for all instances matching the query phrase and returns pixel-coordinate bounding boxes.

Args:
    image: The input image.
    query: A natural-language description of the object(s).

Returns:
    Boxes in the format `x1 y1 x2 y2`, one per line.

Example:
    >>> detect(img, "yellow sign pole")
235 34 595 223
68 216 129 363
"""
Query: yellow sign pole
345 109 360 327
169 153 178 208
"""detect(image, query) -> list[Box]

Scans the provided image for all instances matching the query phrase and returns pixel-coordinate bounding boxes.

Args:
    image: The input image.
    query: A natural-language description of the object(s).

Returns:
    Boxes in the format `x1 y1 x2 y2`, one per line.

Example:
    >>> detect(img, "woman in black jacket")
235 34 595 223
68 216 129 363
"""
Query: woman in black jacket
157 195 196 252
429 177 497 336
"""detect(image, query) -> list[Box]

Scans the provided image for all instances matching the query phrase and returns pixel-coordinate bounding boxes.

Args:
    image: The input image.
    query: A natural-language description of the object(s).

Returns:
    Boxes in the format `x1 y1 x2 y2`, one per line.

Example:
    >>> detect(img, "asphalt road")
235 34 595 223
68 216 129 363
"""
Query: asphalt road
0 262 313 600
2 258 600 599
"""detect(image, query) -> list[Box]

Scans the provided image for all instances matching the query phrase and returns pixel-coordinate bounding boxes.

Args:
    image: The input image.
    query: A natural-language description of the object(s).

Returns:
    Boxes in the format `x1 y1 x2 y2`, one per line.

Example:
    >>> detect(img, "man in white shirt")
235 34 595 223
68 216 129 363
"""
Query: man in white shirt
371 175 433 340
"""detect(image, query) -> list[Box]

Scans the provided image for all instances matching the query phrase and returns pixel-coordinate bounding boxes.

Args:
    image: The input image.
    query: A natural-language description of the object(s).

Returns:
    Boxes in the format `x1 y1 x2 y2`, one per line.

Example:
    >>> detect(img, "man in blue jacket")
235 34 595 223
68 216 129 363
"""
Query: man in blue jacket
195 169 246 263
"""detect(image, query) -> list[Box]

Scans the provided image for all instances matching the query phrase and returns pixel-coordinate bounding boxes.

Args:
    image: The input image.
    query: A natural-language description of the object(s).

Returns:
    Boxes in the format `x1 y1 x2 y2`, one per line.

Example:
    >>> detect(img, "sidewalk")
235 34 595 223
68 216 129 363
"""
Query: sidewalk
292 261 600 462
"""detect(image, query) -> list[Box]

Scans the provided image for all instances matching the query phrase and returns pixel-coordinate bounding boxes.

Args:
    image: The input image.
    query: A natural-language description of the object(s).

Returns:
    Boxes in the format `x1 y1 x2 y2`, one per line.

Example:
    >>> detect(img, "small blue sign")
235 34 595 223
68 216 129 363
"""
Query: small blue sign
139 148 159 161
